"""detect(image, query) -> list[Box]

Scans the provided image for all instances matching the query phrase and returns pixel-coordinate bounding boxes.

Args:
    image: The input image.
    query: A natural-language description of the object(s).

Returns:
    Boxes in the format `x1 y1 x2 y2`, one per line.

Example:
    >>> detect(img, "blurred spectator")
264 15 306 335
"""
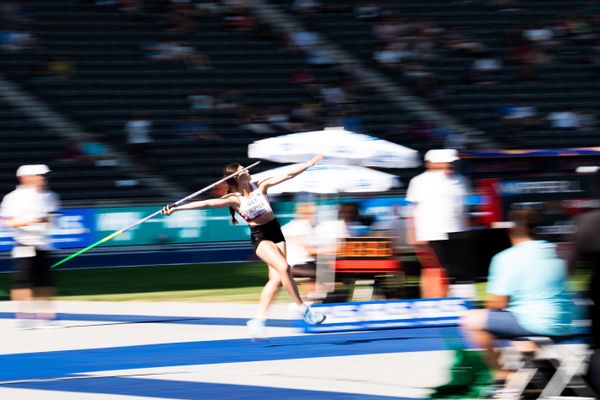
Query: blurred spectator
187 89 214 112
487 0 522 12
305 44 336 66
168 2 199 33
312 203 374 244
568 16 597 43
57 142 86 162
319 83 348 109
460 209 572 389
119 0 143 15
125 113 153 168
523 25 555 43
81 134 118 166
0 2 35 24
214 89 245 110
143 40 185 61
338 202 373 237
240 111 276 135
470 52 503 84
282 203 319 293
442 28 488 55
0 164 60 329
548 109 580 130
0 28 36 52
373 42 414 66
57 135 115 165
372 17 404 42
512 40 555 69
194 1 222 14
444 130 469 150
292 0 322 14
96 0 117 8
143 40 211 70
497 100 542 128
265 107 295 131
223 5 257 32
45 58 76 79
355 2 382 20
171 115 222 141
290 68 316 86
289 102 321 130
288 29 319 51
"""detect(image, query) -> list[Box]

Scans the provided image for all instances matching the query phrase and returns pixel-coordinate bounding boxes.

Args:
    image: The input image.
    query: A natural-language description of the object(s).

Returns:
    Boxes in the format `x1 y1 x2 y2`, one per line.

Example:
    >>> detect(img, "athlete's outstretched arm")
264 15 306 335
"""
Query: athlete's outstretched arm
162 196 237 215
259 155 323 190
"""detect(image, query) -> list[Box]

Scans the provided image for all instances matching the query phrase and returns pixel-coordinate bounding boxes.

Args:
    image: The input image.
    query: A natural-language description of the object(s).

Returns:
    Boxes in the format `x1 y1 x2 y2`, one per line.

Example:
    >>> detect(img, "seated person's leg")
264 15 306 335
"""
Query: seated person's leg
461 309 535 380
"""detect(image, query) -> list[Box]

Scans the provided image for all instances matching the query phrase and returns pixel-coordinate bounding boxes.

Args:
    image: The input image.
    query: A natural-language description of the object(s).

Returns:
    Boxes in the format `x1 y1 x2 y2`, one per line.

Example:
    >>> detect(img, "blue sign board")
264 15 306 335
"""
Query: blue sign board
302 298 473 333
0 208 94 252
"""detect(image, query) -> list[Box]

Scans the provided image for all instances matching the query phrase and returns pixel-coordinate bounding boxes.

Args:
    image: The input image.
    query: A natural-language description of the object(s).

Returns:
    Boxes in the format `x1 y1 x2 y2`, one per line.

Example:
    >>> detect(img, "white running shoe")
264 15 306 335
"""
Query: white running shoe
16 318 37 331
246 318 267 339
302 307 326 324
37 319 62 329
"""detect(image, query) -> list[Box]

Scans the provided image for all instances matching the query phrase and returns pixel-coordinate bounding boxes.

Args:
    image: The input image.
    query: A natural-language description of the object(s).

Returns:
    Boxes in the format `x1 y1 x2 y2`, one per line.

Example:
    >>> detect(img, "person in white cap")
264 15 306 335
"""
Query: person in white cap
0 164 60 328
405 149 470 295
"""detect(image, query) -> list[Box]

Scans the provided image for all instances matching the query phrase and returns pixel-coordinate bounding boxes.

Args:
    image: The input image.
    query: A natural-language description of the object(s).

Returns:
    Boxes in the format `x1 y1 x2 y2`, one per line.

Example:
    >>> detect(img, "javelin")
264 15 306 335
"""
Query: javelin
51 161 261 269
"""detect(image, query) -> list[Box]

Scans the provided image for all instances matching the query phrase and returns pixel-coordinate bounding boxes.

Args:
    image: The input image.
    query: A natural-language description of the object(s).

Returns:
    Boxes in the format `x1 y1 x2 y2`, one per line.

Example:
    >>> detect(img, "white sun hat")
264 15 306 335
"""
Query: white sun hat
16 164 51 177
424 149 459 163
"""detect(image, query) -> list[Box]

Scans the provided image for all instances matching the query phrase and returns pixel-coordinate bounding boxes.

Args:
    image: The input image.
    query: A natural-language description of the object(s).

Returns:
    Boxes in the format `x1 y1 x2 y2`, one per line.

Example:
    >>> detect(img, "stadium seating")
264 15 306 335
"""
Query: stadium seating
0 0 430 198
287 0 600 149
0 97 163 202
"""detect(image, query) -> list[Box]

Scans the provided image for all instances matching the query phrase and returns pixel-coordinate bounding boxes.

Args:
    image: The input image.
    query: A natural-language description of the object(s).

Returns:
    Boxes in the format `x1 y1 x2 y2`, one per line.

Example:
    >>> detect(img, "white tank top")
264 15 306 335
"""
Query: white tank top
236 183 273 222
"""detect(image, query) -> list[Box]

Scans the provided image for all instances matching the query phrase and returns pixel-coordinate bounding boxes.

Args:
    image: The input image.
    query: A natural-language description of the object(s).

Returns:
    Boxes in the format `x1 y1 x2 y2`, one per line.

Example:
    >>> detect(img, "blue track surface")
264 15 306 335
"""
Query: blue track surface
7 377 418 400
0 327 462 382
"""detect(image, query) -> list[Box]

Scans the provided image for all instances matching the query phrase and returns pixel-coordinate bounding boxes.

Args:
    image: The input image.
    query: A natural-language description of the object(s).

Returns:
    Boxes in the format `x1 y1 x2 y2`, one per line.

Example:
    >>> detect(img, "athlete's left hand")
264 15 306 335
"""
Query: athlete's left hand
309 155 324 166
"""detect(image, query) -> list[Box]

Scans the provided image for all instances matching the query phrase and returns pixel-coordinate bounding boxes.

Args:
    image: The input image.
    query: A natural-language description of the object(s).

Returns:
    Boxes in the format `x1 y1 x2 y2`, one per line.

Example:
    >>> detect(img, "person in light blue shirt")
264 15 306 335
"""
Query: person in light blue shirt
487 239 572 336
461 209 572 382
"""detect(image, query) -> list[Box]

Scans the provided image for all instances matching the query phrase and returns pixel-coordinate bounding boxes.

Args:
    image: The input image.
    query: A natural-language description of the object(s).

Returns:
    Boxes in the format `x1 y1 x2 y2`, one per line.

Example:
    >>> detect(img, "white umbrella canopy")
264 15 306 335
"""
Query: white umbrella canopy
248 127 420 169
251 163 400 194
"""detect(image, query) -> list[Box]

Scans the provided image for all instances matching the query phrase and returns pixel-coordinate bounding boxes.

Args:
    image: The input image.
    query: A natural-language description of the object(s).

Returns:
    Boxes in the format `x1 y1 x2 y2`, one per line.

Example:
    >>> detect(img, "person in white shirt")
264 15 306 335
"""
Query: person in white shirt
282 203 319 296
0 164 60 327
406 149 468 242
406 149 469 292
125 113 153 168
282 203 318 273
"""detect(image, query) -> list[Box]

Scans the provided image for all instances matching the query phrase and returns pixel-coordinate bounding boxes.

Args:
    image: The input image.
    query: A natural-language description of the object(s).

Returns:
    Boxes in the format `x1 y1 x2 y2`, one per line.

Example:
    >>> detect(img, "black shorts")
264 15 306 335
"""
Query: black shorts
291 262 317 279
250 219 285 251
12 249 54 289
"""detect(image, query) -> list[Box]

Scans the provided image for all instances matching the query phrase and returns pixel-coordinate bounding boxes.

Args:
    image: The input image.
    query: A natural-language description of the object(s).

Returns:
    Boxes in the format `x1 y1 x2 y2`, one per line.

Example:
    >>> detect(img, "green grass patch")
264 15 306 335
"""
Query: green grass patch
0 262 272 302
0 262 591 303
56 287 294 303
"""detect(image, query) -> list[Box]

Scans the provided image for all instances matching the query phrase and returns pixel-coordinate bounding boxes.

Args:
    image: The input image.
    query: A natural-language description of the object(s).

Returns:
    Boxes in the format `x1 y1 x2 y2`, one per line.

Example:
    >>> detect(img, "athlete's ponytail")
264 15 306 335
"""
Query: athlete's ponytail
223 163 241 225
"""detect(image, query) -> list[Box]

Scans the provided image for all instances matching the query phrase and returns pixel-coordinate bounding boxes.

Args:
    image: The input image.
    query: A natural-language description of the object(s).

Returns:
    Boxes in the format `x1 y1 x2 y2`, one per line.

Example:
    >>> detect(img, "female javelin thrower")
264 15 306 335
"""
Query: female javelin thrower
161 155 326 337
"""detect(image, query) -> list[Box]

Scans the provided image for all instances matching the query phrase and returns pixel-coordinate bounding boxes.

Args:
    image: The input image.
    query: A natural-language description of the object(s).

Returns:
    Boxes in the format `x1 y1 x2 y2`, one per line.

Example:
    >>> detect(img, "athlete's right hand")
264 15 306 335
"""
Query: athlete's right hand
161 204 175 215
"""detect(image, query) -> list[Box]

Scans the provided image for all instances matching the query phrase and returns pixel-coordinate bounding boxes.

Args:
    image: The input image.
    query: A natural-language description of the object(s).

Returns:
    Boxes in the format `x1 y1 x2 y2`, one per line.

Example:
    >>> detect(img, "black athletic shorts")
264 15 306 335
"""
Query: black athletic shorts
250 219 285 251
12 249 54 289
